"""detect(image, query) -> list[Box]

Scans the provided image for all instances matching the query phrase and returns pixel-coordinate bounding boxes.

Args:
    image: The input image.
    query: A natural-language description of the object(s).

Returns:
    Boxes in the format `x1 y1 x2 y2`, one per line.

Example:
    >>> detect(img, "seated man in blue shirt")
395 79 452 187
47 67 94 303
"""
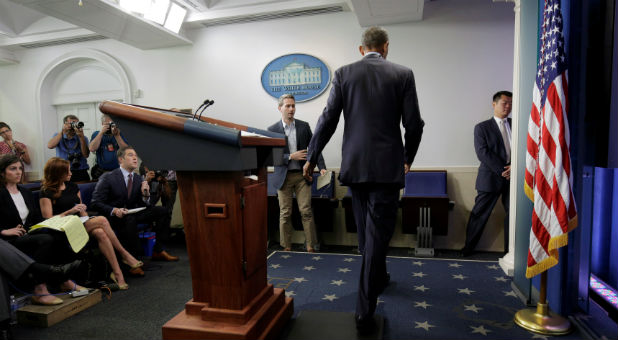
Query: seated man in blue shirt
46 114 90 182
89 114 128 180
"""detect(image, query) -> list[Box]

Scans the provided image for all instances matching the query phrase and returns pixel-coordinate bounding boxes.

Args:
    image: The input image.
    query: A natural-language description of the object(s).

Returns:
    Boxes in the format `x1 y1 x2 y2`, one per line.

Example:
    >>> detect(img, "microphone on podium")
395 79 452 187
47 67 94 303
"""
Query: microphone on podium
193 99 211 121
197 100 214 121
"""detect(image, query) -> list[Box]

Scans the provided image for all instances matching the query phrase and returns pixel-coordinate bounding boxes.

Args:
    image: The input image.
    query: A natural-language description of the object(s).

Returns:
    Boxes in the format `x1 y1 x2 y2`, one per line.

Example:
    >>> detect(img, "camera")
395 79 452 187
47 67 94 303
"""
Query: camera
70 121 84 130
154 170 169 179
67 152 82 169
105 122 116 135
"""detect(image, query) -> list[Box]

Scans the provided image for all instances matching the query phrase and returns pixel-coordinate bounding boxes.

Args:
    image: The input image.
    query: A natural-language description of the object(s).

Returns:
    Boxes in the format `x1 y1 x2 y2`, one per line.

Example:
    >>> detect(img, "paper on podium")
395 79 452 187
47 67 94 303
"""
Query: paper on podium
29 215 89 253
316 171 333 190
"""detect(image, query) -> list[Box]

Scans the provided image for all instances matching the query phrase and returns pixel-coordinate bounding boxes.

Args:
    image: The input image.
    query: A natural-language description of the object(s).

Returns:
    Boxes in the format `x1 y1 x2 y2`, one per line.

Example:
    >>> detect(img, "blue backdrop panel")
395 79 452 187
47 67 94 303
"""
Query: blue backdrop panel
609 168 618 288
590 167 615 281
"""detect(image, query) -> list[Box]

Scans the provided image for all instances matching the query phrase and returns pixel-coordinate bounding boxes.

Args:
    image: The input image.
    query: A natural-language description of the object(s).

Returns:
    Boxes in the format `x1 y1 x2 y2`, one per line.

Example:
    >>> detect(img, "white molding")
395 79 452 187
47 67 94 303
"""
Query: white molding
501 0 521 277
35 48 133 172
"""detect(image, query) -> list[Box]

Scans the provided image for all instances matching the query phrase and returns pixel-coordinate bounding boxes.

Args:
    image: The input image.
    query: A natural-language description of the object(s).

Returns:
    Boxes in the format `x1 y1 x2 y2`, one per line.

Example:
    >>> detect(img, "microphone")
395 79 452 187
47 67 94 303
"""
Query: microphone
197 100 214 121
193 99 211 121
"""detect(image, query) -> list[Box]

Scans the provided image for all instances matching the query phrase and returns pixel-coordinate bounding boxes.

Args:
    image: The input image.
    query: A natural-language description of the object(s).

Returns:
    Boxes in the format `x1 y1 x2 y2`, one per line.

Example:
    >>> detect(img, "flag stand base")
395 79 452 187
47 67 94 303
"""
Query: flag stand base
514 271 571 335
514 302 571 335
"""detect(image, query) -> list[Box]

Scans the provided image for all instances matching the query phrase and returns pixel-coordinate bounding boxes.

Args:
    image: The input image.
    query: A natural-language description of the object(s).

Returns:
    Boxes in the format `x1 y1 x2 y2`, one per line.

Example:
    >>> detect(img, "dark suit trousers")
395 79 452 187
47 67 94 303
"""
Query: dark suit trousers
109 206 170 256
463 186 510 253
1 239 34 321
350 184 399 318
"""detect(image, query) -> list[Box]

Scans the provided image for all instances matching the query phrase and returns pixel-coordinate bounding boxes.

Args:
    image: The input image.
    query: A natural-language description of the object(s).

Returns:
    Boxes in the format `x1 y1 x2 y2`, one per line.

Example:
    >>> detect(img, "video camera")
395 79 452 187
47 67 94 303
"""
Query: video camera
67 152 82 169
104 122 116 135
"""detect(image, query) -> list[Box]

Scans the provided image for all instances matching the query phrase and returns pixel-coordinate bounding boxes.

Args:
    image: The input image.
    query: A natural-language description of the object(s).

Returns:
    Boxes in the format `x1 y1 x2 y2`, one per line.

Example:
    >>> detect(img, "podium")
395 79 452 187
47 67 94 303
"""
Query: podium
99 101 293 339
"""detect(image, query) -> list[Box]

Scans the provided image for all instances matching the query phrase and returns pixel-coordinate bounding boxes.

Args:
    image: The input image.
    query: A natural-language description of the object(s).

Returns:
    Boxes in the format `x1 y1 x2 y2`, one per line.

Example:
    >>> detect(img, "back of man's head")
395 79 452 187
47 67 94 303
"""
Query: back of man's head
362 26 389 49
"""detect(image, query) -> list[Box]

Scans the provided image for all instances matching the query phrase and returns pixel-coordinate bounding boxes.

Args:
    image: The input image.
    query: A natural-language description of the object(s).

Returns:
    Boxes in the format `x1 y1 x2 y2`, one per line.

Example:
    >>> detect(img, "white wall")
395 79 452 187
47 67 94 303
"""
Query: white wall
0 0 514 173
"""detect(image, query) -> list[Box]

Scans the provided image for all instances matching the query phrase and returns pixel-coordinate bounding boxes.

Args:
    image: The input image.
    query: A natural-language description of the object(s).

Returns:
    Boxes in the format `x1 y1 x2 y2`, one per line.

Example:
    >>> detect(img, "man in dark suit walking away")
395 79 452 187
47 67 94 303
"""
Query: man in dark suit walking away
303 27 424 333
268 94 327 253
461 91 512 257
90 146 178 262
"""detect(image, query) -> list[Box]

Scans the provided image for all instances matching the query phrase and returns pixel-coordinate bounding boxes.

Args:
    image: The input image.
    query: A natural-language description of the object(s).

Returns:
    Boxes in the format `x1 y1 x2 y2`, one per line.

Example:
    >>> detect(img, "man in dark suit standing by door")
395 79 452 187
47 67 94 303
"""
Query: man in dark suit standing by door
303 27 424 333
461 91 512 257
268 94 326 253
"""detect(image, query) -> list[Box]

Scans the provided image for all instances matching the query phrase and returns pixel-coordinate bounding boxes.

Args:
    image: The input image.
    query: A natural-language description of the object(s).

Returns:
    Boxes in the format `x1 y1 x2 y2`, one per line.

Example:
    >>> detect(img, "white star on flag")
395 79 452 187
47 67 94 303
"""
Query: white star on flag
280 254 291 259
343 258 355 262
303 266 316 271
504 290 517 298
293 277 307 283
270 264 281 269
448 263 462 268
452 274 467 280
414 285 429 292
458 288 475 295
414 301 432 309
486 264 499 270
412 272 427 278
414 321 435 331
338 267 351 273
322 294 338 302
330 280 345 286
412 261 424 266
470 325 492 336
464 304 483 313
285 291 296 297
311 256 323 261
495 276 509 282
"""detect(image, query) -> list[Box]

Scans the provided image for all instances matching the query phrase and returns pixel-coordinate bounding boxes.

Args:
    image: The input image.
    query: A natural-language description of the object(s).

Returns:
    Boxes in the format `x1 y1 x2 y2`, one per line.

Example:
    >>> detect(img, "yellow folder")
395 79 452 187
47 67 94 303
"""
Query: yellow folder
29 215 89 253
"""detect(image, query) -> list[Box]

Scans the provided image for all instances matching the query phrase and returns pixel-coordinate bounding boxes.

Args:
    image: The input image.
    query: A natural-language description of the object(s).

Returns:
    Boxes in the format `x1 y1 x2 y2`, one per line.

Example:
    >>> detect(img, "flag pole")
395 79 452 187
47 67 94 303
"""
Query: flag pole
514 271 571 335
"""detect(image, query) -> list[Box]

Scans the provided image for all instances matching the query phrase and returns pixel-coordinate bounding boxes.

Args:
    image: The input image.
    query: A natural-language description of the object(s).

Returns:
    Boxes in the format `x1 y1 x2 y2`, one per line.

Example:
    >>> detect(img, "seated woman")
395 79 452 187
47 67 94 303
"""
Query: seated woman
0 154 75 305
0 122 31 166
40 157 144 290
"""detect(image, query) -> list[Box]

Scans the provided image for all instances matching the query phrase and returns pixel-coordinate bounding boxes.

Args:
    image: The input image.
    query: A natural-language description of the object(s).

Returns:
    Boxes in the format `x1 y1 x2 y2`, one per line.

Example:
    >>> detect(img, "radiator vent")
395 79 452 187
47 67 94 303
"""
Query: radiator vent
201 5 344 27
19 35 108 49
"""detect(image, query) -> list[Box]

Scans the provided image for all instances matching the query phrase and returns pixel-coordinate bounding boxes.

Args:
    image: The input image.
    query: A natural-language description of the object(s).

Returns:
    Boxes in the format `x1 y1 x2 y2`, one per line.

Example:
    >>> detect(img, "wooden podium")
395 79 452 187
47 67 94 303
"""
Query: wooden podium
99 101 293 339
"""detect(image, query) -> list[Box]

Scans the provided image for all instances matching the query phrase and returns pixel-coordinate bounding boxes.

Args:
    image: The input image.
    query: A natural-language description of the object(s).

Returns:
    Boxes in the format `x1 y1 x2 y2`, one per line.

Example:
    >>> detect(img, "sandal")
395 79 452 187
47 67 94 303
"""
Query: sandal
110 273 129 290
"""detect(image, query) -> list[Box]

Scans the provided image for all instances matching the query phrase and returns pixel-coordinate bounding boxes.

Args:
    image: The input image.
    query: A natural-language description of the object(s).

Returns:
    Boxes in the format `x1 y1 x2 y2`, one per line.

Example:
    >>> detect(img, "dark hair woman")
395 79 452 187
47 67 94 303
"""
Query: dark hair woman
40 157 144 290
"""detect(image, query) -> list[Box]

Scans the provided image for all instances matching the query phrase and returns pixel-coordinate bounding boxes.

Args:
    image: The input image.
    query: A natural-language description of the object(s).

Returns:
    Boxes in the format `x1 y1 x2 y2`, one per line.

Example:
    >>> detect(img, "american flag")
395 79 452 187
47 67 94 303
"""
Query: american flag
524 0 578 278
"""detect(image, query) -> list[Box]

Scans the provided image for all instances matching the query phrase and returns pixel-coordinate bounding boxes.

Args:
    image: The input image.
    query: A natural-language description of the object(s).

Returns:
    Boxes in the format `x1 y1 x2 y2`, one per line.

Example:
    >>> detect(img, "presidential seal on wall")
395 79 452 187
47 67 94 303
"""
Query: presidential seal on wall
261 53 331 102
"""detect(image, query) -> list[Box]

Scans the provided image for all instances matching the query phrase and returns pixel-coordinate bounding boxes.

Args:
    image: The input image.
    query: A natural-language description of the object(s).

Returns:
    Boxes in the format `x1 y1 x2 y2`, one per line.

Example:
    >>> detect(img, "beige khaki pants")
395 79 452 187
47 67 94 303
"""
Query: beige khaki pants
277 171 317 249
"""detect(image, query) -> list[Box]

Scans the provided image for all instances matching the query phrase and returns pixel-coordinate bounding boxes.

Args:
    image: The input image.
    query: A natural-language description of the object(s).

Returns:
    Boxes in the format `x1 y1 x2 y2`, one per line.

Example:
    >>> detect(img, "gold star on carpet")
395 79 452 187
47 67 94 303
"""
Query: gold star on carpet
457 288 475 295
463 304 483 313
285 291 296 297
449 263 462 268
270 264 281 269
303 266 316 271
338 267 351 273
293 277 307 283
343 258 355 262
414 285 430 292
414 321 435 331
330 279 345 286
487 264 500 270
280 254 291 259
322 294 338 302
504 290 517 297
311 256 323 261
414 301 432 309
412 261 425 266
494 276 509 282
470 325 492 335
452 274 468 280
412 272 427 278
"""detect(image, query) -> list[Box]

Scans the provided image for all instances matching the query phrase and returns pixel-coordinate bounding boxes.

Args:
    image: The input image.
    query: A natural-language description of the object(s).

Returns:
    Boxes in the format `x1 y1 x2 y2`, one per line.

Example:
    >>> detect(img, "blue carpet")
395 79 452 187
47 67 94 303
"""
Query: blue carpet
267 251 585 340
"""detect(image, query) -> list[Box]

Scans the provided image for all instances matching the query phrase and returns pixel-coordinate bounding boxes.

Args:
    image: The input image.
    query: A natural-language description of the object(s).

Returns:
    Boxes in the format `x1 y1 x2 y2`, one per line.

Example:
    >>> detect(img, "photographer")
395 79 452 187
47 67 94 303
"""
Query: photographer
46 115 90 182
89 114 128 180
138 164 171 209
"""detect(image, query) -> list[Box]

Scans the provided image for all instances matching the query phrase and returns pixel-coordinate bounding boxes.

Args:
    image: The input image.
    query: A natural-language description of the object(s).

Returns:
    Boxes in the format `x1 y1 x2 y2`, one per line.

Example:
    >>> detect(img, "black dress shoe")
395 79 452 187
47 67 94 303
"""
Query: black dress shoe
48 260 83 280
355 314 376 335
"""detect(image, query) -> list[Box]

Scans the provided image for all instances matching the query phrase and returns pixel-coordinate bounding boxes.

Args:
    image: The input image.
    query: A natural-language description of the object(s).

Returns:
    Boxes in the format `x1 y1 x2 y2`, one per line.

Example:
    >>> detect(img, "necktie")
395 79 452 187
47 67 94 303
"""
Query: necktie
499 119 511 161
127 173 133 198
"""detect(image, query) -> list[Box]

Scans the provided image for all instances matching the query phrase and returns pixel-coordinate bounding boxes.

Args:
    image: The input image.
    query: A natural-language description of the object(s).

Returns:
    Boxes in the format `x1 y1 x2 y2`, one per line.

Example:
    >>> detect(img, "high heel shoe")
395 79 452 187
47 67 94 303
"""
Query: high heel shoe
110 273 129 290
60 281 87 293
122 260 145 277
31 295 63 306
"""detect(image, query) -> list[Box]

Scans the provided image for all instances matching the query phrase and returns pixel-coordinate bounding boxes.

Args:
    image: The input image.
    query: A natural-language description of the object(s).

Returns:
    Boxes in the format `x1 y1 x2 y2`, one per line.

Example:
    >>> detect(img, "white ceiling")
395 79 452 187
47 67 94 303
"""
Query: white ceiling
0 0 425 64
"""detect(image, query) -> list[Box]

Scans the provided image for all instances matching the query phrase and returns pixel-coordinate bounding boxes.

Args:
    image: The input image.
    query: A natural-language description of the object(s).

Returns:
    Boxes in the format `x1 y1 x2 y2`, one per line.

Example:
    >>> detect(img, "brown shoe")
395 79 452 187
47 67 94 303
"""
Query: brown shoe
128 266 145 276
151 250 179 262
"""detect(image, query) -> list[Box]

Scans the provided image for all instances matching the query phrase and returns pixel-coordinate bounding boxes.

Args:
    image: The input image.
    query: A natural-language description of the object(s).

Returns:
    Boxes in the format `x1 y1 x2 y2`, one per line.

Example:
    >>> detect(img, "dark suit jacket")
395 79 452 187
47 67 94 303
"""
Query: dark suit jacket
90 168 147 216
307 54 424 187
267 119 326 190
0 186 43 236
474 117 511 192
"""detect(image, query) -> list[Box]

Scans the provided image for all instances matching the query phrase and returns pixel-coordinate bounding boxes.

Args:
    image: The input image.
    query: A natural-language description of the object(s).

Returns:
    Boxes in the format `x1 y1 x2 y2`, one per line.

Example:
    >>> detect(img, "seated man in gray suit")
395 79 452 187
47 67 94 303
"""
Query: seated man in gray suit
267 94 326 253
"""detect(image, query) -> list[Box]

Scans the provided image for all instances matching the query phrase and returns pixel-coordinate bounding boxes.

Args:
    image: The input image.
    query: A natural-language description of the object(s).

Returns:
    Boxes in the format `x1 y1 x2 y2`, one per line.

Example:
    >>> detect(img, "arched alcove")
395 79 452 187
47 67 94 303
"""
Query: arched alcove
35 49 133 170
